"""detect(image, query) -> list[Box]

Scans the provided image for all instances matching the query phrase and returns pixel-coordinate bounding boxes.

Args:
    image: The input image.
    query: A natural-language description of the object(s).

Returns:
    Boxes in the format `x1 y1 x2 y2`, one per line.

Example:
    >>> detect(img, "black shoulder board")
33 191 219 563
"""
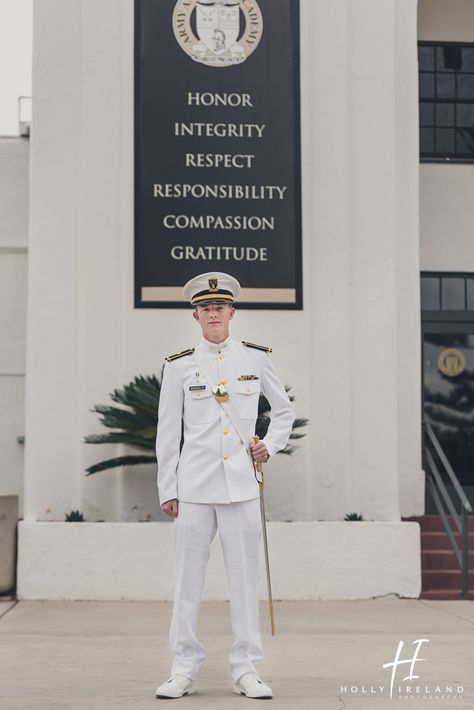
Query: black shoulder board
165 347 195 362
242 340 272 353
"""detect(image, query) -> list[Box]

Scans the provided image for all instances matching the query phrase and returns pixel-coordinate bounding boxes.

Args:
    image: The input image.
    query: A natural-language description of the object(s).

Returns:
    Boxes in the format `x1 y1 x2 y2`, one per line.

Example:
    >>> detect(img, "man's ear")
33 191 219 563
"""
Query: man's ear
229 306 235 320
192 309 199 322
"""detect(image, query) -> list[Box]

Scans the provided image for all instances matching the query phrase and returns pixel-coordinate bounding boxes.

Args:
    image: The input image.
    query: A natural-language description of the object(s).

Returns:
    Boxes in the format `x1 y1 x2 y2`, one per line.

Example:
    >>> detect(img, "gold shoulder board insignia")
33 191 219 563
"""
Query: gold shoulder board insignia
242 340 272 353
165 347 195 362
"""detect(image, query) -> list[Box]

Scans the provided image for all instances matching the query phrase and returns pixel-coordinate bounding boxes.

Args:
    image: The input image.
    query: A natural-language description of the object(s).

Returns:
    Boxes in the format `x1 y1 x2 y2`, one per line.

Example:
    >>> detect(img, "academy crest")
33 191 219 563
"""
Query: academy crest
173 0 263 67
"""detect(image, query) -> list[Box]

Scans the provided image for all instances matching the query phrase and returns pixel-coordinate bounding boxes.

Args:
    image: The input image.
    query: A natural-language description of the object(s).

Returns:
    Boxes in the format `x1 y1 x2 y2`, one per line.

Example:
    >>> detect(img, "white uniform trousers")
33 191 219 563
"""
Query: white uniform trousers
169 497 263 684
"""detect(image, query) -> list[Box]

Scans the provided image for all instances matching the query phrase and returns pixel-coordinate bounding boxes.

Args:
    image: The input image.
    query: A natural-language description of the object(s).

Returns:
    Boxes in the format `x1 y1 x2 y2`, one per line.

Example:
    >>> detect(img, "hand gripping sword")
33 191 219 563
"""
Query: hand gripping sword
252 435 275 636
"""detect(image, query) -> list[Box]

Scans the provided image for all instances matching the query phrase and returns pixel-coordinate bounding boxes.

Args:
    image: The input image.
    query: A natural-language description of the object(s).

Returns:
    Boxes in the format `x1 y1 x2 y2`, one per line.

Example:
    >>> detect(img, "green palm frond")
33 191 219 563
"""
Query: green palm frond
86 455 157 475
65 510 85 521
292 417 309 428
109 374 162 415
90 404 155 431
344 512 364 521
85 374 308 475
84 432 156 450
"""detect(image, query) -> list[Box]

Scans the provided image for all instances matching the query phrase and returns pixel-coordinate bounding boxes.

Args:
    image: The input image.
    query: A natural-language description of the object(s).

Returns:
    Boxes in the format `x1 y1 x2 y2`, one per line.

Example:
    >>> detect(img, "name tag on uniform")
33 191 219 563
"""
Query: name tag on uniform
238 375 259 381
189 385 206 391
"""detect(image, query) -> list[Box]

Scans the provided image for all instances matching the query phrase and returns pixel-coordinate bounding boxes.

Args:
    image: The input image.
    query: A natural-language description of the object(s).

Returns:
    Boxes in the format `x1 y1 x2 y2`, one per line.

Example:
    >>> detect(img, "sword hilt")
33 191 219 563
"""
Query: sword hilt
252 435 264 484
252 435 263 471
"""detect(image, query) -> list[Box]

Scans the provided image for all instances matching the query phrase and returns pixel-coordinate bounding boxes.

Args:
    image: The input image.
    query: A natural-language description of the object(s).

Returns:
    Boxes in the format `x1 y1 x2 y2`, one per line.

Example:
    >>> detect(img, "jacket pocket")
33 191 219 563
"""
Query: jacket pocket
234 379 261 419
184 386 216 424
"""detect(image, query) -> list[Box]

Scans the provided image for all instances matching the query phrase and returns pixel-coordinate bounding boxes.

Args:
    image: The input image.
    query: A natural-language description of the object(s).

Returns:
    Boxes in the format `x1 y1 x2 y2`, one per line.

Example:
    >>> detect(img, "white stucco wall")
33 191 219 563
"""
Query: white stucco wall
396 1 425 518
418 0 474 272
22 0 422 535
17 521 421 600
0 137 28 509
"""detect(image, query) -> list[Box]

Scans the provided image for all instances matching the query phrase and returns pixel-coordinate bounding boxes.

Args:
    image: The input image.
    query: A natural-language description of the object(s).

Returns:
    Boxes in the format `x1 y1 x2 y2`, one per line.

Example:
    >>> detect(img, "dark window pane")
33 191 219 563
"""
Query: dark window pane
458 74 474 99
420 73 435 99
420 127 434 153
456 127 474 155
419 45 434 71
418 43 474 160
436 103 454 126
442 277 465 310
461 47 474 72
467 278 474 310
437 45 462 71
420 103 434 126
457 103 474 127
435 128 455 153
421 277 440 310
437 73 455 98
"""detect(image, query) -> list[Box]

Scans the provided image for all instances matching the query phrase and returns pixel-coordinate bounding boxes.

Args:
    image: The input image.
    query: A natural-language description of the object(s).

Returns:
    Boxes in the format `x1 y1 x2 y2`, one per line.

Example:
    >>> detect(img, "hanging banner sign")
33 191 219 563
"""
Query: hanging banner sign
134 0 302 309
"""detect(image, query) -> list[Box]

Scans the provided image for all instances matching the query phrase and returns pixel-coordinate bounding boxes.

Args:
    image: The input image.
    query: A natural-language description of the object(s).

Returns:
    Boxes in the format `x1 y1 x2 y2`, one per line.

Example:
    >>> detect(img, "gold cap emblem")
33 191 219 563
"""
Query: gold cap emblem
208 277 218 292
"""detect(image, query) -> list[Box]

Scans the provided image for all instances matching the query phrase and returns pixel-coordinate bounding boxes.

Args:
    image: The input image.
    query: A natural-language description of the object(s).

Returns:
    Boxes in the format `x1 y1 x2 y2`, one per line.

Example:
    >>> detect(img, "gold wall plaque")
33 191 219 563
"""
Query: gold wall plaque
437 348 466 377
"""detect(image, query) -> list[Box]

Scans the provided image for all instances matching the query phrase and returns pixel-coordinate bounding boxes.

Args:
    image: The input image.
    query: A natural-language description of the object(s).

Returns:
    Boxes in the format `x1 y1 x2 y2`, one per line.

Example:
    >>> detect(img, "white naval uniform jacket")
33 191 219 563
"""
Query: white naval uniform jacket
156 336 295 506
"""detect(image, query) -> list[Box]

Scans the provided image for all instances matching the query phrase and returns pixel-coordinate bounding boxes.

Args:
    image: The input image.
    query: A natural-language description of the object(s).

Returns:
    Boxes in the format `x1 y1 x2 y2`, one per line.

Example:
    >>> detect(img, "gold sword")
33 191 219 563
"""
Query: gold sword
252 435 275 636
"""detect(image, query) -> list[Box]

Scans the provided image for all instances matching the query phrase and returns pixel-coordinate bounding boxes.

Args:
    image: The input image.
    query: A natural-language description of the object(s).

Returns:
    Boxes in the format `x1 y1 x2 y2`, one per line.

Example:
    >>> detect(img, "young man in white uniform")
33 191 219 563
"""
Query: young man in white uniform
155 272 294 700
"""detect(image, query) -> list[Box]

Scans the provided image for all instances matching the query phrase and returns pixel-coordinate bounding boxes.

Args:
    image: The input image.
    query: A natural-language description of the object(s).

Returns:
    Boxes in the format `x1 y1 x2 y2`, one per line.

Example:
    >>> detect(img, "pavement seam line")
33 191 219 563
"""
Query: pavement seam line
0 600 19 620
418 599 474 628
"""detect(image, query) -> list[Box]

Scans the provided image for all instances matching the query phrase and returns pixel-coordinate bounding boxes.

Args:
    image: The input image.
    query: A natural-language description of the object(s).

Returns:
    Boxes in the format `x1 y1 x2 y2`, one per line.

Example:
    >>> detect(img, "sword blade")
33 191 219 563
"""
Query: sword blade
252 435 275 635
259 484 276 636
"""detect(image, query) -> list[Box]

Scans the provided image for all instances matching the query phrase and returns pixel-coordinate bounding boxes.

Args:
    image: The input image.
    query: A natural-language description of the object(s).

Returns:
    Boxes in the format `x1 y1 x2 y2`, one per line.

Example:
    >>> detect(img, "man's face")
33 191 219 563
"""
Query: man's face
193 303 234 342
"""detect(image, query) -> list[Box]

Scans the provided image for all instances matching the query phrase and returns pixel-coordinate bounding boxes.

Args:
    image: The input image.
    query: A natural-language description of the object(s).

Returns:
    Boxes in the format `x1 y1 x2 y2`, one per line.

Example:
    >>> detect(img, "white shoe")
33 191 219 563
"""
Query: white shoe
155 674 195 699
233 672 273 699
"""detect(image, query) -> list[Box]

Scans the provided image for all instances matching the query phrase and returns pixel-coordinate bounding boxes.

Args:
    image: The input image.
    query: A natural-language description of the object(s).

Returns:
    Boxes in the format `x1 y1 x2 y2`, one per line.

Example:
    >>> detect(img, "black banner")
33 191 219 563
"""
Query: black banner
134 0 302 309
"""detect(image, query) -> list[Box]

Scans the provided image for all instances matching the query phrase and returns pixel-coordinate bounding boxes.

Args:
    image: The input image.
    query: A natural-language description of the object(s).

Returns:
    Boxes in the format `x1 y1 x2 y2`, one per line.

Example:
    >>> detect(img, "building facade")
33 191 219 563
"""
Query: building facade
4 0 473 598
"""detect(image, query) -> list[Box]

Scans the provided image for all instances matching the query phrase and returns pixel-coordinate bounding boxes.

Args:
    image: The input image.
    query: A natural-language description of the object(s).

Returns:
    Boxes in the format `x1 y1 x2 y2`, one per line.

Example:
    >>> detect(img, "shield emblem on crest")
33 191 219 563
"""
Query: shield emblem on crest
208 277 218 291
196 3 240 55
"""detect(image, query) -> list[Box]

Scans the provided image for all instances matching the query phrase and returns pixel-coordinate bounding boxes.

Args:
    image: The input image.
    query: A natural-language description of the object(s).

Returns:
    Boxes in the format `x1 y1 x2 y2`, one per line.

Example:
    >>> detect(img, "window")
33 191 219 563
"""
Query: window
421 273 474 315
419 42 474 162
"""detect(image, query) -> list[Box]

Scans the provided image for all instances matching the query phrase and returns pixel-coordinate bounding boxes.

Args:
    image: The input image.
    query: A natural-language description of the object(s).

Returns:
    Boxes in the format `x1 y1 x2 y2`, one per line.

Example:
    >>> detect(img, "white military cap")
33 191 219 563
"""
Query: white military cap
183 271 241 306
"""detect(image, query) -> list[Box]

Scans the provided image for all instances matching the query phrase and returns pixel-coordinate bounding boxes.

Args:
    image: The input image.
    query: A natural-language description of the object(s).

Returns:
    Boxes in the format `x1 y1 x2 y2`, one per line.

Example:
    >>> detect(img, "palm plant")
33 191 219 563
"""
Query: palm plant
65 510 85 521
84 370 308 475
344 512 365 521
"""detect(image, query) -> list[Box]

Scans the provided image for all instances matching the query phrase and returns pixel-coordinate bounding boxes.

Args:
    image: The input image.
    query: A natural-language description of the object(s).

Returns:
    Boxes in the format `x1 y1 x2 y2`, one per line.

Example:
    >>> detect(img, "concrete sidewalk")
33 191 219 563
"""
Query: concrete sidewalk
0 599 473 710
